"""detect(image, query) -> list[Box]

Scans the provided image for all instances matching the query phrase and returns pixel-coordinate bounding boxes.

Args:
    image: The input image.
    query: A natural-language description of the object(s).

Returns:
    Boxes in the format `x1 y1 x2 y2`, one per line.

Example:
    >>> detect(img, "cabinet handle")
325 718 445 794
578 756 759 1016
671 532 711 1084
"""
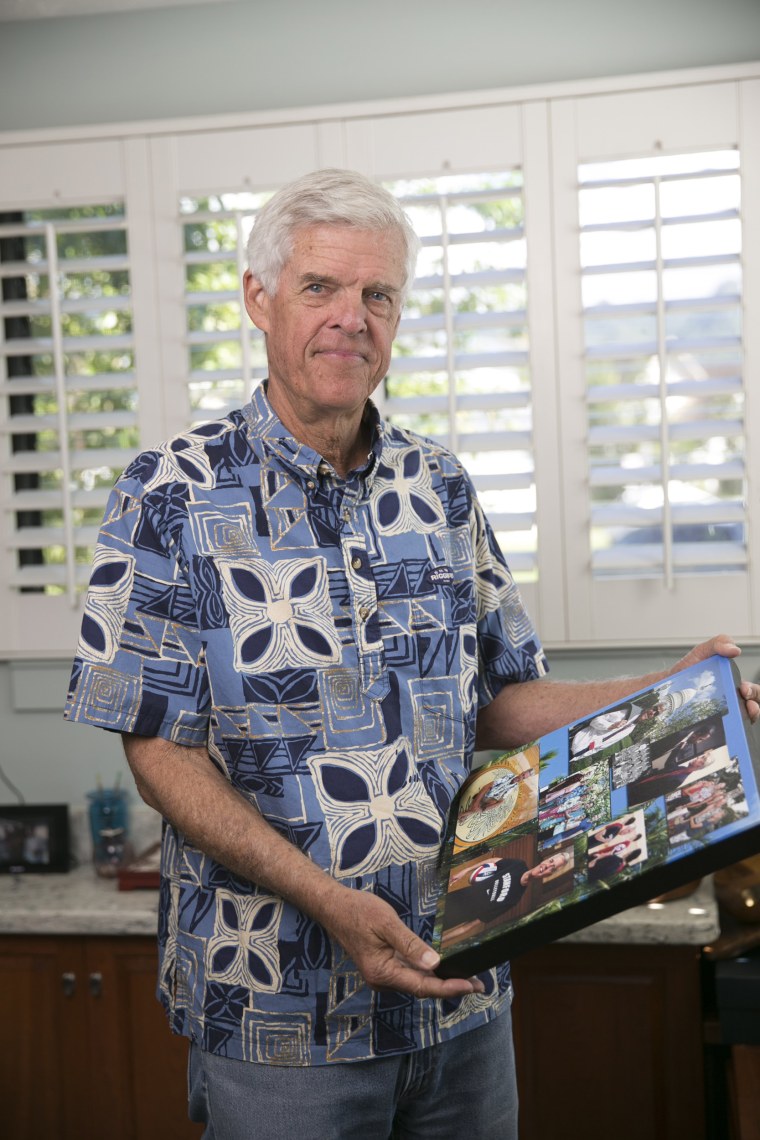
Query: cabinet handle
61 971 76 998
89 971 103 998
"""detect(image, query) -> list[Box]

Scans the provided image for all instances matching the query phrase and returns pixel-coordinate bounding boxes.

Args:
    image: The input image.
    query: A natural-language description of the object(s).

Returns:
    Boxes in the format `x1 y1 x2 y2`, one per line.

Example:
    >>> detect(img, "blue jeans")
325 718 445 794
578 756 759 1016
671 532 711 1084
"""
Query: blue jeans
188 1007 518 1139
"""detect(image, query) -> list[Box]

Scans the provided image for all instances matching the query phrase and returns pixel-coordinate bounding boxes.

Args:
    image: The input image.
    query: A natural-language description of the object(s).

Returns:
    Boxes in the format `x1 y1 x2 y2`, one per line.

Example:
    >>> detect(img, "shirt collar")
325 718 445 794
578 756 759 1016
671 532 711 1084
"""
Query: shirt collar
242 380 385 486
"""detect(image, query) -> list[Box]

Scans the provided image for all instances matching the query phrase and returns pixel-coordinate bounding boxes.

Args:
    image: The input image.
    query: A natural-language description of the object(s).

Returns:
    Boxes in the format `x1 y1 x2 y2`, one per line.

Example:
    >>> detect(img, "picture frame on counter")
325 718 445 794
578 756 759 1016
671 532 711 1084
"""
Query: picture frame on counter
0 804 70 874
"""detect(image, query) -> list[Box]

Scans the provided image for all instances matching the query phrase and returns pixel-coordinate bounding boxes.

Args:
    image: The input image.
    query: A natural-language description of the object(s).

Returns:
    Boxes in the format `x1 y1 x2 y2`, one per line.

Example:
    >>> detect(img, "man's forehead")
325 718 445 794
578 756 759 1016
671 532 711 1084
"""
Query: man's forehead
289 224 405 275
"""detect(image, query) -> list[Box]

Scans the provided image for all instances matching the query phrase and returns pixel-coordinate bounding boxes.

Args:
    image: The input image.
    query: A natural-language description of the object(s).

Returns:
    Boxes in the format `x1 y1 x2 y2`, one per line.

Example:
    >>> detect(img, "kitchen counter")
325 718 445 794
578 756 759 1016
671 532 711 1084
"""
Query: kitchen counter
0 803 162 935
0 863 161 935
0 862 720 944
560 875 720 946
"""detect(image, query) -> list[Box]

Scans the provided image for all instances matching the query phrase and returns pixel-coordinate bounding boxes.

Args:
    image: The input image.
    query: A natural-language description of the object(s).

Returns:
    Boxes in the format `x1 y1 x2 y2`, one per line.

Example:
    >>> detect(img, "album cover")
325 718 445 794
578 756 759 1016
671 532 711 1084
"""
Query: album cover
433 655 760 978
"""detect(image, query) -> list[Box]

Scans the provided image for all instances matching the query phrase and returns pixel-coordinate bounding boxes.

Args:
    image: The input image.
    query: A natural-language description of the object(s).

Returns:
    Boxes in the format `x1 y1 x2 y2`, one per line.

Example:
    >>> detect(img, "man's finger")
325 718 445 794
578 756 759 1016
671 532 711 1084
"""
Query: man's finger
739 681 760 724
376 960 484 999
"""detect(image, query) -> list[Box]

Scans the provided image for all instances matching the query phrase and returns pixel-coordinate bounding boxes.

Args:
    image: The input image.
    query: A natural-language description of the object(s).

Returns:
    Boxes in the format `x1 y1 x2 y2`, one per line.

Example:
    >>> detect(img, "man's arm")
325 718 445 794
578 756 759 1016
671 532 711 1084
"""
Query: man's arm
122 733 483 999
476 635 760 751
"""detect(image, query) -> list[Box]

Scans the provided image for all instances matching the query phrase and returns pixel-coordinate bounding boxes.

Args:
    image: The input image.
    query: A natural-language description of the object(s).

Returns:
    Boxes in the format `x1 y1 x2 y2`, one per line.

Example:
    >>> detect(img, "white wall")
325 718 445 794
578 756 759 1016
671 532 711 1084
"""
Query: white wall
0 0 759 132
0 661 127 807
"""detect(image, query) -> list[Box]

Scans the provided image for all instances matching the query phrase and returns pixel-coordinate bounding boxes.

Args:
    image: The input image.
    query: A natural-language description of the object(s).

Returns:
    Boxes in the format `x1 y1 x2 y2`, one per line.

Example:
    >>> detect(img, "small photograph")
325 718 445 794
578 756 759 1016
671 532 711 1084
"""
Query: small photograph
536 728 568 788
0 804 69 874
569 663 728 769
587 809 647 852
585 808 648 883
625 717 730 807
651 715 726 766
440 834 575 953
0 815 51 866
454 746 539 853
537 761 610 849
586 843 646 884
569 699 658 762
611 741 652 790
666 758 750 846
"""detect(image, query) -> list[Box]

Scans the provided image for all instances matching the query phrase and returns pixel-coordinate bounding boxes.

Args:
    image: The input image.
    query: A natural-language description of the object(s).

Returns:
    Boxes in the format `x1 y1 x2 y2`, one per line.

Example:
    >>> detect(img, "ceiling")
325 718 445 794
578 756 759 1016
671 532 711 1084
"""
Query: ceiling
0 0 234 20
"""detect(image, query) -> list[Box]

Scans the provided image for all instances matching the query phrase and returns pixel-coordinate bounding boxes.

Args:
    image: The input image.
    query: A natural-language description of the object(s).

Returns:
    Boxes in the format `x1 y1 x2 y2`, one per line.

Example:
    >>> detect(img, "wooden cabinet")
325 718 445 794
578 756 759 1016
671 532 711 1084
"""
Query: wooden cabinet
0 935 201 1140
511 942 706 1140
2 932 708 1138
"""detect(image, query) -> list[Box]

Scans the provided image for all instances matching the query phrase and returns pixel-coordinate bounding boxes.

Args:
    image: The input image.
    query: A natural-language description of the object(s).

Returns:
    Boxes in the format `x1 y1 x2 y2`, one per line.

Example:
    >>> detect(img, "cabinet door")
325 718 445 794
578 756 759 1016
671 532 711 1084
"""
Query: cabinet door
0 936 90 1139
511 943 705 1140
85 936 202 1140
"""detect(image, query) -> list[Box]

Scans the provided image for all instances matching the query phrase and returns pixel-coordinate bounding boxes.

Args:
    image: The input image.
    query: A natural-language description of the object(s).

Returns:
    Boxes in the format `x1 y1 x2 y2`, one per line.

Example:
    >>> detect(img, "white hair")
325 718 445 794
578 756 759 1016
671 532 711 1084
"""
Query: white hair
246 168 420 301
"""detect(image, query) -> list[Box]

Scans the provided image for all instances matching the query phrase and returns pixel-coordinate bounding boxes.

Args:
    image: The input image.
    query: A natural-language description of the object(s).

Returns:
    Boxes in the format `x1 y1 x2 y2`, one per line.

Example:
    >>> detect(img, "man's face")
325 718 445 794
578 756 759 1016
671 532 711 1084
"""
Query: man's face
244 224 406 431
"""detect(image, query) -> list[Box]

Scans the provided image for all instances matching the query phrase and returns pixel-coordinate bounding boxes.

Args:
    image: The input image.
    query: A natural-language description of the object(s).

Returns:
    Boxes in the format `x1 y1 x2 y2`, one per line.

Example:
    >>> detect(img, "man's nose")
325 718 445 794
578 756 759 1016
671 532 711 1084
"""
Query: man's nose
328 291 367 334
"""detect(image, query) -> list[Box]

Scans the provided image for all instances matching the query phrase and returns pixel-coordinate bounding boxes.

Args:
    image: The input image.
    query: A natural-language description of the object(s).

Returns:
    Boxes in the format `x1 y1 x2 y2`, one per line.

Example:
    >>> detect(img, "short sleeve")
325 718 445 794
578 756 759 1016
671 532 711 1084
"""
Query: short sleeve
64 484 210 746
470 493 549 707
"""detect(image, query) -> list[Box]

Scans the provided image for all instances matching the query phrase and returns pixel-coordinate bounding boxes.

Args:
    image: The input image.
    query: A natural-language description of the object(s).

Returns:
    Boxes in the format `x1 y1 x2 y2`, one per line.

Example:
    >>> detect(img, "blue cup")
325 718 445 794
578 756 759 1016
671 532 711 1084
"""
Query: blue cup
87 787 130 875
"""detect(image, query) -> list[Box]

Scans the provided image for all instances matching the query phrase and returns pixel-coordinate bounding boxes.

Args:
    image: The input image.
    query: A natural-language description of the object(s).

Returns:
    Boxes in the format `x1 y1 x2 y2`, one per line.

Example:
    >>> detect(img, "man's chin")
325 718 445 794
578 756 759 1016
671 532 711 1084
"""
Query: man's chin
308 369 382 404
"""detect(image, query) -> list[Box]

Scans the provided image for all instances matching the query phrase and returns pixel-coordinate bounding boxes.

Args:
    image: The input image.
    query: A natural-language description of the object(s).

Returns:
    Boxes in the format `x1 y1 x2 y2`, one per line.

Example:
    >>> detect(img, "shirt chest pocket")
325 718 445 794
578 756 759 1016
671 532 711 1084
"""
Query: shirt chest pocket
343 541 389 702
410 572 478 724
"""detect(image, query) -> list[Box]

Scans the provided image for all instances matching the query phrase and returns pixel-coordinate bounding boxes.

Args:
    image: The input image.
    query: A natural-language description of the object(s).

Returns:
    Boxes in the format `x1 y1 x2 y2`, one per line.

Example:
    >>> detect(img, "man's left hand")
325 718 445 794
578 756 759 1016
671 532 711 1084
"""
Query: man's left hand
672 634 760 724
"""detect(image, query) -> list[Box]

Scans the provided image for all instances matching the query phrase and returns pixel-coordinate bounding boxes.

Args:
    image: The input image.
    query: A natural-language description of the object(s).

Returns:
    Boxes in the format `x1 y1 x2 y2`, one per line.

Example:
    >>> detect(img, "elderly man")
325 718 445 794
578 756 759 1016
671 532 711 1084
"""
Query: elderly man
64 168 759 1139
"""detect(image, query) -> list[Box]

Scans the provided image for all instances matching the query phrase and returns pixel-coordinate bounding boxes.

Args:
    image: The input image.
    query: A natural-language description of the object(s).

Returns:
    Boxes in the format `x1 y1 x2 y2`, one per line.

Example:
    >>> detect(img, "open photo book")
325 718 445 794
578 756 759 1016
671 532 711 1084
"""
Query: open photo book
433 655 760 978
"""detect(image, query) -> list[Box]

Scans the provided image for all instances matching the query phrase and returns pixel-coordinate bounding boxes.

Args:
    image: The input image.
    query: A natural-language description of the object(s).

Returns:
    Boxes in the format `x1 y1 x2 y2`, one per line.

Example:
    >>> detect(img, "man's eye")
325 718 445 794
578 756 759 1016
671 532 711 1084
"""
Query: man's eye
369 291 390 303
307 283 325 294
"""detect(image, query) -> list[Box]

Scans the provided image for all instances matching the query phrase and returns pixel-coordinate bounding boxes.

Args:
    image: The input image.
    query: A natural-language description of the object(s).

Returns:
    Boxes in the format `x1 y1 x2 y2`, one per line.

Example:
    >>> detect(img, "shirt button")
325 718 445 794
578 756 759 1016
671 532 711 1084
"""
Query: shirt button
351 557 362 570
306 480 316 490
342 510 351 521
359 607 370 621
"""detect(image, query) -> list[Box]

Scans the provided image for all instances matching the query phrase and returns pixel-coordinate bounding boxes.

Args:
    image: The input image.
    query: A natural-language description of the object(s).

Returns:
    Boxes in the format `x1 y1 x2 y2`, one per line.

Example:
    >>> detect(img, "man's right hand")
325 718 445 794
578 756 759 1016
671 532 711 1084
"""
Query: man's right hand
317 882 485 1000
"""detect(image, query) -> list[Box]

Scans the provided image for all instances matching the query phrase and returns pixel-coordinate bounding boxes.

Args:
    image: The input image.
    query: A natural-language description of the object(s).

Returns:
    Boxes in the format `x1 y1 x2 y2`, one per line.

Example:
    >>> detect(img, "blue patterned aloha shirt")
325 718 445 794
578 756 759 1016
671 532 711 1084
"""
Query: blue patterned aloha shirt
64 382 548 1066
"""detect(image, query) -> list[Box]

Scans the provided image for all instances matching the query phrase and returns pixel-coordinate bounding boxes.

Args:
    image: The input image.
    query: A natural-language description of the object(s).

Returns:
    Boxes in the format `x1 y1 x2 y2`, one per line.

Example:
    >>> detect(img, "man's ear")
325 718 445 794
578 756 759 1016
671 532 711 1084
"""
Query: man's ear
243 270 270 333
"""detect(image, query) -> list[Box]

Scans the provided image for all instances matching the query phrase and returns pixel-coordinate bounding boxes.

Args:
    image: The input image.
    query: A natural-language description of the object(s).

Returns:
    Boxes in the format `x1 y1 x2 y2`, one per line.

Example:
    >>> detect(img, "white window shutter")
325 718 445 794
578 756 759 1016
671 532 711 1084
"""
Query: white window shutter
552 81 758 643
0 139 160 655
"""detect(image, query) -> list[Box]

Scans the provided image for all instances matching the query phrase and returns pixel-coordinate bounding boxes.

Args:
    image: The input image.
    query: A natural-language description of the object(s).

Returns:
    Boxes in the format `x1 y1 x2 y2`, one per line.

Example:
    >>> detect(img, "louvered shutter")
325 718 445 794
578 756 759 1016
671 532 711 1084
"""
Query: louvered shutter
581 151 744 579
552 79 760 642
180 191 271 424
381 173 537 579
1 205 137 595
0 136 166 655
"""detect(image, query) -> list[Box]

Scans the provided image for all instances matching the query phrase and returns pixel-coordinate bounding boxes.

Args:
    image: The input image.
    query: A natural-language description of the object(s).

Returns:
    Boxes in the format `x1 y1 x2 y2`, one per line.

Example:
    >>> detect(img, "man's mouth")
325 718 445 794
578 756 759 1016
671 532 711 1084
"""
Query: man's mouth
316 346 368 361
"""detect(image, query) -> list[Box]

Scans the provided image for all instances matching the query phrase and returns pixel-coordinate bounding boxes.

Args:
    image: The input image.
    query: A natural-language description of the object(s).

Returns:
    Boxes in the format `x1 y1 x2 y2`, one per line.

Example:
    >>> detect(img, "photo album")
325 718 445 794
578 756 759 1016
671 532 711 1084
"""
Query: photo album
433 654 760 978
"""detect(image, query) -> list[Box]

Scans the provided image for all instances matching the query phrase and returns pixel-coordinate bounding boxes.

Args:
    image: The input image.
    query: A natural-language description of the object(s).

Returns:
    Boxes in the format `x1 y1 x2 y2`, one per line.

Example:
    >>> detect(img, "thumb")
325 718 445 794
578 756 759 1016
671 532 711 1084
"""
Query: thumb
675 634 739 672
392 925 441 972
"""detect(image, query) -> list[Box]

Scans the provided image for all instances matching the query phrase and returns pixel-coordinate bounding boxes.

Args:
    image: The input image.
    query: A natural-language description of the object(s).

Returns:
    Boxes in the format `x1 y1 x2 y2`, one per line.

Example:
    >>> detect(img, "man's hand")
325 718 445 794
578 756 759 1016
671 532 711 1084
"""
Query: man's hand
477 632 760 752
671 634 760 724
319 884 485 999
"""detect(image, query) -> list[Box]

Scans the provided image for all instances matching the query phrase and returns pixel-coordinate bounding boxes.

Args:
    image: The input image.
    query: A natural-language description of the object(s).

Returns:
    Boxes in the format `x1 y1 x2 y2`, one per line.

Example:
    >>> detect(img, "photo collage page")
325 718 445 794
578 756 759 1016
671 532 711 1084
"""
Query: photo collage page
434 655 759 963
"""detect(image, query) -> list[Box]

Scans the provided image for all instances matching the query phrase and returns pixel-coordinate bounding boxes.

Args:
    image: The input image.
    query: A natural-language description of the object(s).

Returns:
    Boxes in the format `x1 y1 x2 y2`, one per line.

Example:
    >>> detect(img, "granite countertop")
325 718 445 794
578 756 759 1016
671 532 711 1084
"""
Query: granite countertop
559 875 720 946
0 802 163 936
0 861 720 944
0 863 161 935
0 802 720 943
